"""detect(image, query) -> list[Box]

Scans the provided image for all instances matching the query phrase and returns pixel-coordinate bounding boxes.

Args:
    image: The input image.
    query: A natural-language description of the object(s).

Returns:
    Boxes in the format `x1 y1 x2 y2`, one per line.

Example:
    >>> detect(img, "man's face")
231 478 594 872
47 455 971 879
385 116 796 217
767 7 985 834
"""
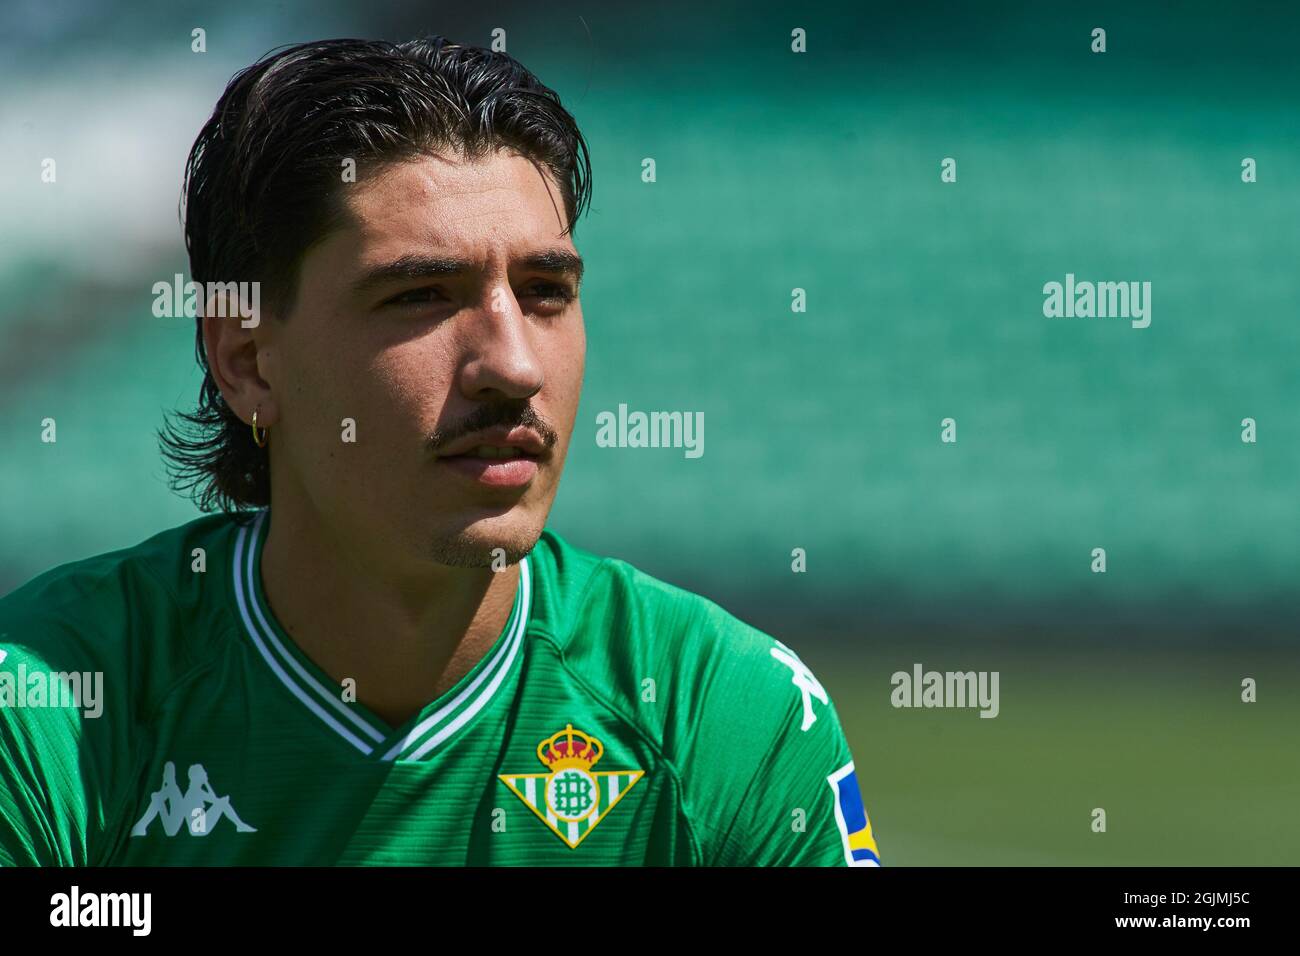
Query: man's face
259 148 585 568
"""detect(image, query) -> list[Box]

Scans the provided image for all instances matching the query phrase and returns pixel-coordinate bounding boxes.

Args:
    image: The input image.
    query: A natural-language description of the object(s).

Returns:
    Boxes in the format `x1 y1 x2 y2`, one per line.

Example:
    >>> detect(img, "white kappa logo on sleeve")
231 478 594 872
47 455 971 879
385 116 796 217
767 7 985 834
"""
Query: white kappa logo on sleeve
770 640 829 731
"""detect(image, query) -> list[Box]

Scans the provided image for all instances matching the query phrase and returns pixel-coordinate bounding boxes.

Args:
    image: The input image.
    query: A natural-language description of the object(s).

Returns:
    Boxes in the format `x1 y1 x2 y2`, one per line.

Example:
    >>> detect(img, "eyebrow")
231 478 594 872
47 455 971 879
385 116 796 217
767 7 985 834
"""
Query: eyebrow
351 250 585 297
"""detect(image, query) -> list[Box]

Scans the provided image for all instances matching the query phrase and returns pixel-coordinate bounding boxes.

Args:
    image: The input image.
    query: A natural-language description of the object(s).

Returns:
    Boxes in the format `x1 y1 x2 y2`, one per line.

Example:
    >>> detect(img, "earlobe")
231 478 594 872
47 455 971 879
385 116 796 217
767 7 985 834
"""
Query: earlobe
203 307 276 434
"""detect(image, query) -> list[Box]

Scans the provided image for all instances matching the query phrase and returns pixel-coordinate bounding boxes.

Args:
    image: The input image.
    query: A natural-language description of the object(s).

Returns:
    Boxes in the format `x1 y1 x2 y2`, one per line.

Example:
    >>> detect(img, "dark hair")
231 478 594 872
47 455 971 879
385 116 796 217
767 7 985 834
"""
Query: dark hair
160 36 592 515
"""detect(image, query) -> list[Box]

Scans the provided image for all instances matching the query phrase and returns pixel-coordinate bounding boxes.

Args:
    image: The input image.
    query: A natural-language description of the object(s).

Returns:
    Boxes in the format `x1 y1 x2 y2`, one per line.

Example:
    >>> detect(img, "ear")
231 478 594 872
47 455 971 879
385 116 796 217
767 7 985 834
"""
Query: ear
201 287 278 427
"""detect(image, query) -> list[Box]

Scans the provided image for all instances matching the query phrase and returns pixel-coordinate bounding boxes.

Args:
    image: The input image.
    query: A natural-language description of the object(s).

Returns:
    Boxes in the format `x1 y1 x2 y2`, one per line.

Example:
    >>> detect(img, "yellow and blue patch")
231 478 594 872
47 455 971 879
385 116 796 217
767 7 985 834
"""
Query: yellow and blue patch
827 762 880 866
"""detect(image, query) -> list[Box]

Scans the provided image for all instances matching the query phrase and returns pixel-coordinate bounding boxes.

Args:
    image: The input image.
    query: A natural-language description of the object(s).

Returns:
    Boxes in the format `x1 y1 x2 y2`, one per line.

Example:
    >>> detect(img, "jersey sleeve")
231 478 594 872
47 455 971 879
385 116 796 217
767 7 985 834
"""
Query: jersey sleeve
0 644 95 866
0 562 149 867
692 636 882 867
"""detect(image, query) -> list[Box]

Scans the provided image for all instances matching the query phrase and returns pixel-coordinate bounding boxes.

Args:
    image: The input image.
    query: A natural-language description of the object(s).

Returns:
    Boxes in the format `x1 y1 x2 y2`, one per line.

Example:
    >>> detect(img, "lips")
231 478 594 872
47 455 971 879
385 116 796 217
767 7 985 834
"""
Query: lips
433 427 546 488
435 453 540 488
434 426 548 460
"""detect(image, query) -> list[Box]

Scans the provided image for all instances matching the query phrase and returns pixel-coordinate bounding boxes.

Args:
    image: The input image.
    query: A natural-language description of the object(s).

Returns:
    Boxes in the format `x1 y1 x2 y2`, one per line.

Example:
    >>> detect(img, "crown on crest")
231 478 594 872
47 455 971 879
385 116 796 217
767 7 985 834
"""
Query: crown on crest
537 723 603 771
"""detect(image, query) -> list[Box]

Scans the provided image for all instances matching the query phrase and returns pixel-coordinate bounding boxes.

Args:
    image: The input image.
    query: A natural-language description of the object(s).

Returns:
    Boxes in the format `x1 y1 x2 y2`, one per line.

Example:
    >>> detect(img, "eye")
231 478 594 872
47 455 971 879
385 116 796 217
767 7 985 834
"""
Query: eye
520 282 576 306
384 286 450 307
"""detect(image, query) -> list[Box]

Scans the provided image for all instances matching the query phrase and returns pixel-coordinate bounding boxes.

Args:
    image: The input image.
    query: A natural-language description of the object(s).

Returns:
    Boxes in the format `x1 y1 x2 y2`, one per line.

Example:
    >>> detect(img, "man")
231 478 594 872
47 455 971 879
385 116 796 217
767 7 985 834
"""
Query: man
0 36 880 866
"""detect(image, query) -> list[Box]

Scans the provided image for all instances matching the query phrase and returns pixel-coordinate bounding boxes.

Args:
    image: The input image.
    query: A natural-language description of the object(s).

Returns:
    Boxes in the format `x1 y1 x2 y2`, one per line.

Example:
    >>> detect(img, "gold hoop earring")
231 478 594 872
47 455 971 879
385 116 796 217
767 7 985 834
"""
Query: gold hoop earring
251 407 268 448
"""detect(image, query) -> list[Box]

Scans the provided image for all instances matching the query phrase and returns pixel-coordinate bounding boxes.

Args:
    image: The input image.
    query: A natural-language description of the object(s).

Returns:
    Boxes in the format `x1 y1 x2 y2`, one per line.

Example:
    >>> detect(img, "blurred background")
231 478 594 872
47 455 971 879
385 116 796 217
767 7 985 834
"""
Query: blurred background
1 0 1297 863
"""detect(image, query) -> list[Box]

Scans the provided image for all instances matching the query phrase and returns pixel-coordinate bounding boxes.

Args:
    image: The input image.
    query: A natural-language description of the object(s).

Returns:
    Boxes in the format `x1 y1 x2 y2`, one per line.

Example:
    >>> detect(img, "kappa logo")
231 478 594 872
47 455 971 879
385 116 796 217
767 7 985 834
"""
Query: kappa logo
499 723 644 849
130 761 257 837
770 639 829 731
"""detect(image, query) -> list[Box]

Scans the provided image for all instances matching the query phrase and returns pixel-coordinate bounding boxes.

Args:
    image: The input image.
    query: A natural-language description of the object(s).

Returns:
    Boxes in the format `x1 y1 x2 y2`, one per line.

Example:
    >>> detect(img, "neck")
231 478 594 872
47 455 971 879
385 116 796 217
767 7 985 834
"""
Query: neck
257 503 520 729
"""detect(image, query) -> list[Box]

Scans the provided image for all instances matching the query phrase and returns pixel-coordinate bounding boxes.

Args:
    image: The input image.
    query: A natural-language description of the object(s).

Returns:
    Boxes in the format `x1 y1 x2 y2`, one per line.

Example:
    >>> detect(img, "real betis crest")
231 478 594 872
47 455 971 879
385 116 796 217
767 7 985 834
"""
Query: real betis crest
499 723 644 849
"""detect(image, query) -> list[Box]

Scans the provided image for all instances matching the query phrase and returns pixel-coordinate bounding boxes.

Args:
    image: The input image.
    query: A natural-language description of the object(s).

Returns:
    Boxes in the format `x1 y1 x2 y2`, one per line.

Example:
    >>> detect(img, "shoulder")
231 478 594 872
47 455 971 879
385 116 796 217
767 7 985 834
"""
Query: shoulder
528 528 834 755
0 513 245 864
527 532 860 864
529 528 791 679
0 512 241 706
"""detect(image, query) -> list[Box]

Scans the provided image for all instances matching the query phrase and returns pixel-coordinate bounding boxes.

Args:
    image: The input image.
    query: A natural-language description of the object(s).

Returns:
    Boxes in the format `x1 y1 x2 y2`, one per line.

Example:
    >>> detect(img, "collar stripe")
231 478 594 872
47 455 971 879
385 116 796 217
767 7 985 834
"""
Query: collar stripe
240 512 387 743
383 557 531 762
232 509 531 761
232 518 378 755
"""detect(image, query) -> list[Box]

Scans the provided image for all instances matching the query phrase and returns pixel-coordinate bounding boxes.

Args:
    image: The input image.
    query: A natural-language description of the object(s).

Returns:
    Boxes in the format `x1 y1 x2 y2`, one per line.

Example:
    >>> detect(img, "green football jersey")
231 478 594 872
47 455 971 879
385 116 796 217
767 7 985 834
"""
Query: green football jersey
0 510 881 866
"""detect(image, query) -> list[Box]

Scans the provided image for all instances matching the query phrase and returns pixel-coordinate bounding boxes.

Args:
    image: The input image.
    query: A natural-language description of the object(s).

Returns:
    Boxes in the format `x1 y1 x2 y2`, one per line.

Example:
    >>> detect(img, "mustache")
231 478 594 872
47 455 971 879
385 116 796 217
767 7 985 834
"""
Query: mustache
426 401 559 454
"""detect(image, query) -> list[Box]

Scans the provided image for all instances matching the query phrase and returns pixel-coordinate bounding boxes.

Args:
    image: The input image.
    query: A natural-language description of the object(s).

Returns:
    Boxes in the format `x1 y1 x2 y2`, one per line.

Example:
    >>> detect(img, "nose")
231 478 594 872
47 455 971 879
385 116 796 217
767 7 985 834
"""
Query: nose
456 285 544 402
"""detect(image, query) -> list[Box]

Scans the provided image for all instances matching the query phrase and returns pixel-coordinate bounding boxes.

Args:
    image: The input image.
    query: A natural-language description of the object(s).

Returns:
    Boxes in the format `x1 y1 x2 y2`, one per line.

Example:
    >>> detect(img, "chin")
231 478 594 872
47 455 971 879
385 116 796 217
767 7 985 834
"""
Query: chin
425 513 544 568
